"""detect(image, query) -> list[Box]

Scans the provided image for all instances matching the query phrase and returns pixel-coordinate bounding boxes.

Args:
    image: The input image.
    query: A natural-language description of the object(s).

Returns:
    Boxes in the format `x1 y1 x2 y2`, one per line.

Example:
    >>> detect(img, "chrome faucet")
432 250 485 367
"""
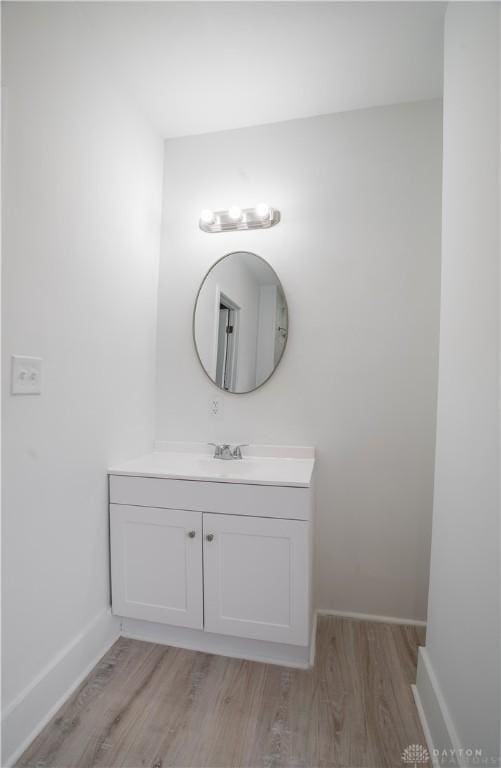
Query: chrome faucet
208 443 248 460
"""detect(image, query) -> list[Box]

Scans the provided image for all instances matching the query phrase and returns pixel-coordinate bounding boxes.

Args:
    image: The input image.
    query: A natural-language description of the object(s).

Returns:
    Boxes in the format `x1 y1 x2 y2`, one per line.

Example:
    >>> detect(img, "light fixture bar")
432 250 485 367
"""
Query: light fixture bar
199 205 280 233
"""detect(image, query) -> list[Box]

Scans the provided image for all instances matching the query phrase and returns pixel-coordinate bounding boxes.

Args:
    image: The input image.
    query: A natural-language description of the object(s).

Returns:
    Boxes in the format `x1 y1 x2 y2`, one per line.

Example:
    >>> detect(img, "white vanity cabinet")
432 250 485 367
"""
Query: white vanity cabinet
203 512 309 645
108 447 315 668
110 505 203 628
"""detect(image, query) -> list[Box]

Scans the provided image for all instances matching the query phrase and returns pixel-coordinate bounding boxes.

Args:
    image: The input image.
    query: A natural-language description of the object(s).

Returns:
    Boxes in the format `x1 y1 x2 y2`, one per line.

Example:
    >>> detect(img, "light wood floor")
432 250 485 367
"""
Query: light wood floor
18 616 426 768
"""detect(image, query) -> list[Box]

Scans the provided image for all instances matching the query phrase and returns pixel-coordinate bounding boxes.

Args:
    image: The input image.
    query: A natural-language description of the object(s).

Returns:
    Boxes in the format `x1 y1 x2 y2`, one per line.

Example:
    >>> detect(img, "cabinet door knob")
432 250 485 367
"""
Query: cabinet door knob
187 530 196 538
206 533 215 542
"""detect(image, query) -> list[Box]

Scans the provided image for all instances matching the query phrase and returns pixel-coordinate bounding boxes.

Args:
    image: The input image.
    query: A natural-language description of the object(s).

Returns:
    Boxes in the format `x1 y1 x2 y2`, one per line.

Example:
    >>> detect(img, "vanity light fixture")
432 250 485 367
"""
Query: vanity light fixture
199 204 280 233
255 202 271 221
228 205 243 223
200 208 216 226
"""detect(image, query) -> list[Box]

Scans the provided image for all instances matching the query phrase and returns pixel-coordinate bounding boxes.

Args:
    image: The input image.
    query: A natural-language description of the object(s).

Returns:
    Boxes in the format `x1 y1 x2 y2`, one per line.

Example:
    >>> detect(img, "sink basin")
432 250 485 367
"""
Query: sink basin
109 444 315 488
195 456 260 477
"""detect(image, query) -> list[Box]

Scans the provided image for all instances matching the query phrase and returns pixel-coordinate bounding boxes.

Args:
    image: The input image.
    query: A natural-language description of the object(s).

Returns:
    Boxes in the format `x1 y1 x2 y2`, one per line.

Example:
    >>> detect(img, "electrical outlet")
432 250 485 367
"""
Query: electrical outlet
209 397 223 420
11 355 42 395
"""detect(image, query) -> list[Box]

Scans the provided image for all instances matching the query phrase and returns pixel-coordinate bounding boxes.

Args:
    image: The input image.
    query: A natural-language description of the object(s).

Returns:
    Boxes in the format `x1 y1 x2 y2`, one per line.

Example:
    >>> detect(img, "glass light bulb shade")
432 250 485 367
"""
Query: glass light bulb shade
200 208 216 225
228 206 243 222
255 202 271 220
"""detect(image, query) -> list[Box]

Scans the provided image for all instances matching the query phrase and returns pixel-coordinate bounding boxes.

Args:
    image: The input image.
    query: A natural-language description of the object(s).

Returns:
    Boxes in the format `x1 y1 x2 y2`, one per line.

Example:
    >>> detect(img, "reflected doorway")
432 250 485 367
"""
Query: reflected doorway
215 293 240 391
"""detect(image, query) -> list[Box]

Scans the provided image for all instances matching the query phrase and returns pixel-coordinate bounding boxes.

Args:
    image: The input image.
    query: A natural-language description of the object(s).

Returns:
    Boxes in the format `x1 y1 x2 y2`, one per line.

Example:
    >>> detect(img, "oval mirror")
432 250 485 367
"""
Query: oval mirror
193 251 288 394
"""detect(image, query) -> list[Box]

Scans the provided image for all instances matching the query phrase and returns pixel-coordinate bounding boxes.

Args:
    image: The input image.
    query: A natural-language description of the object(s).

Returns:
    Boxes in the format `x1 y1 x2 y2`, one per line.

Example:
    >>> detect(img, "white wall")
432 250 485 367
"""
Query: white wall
416 3 500 760
156 100 442 622
1 4 163 762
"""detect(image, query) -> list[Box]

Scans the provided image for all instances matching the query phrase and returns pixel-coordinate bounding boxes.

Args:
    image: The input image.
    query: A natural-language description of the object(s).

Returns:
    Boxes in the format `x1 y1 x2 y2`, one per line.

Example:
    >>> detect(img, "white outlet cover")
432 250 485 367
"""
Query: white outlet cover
11 355 42 395
209 396 224 420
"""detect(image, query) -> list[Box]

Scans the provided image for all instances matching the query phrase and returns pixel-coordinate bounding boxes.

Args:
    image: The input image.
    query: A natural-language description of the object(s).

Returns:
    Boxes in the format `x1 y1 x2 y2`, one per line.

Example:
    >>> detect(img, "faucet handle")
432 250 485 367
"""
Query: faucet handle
231 444 249 459
207 442 222 458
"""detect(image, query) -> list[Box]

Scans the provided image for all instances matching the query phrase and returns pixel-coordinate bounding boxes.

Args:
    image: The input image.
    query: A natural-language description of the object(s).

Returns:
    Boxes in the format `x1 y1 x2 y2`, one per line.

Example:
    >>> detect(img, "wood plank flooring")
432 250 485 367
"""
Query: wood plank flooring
17 616 426 768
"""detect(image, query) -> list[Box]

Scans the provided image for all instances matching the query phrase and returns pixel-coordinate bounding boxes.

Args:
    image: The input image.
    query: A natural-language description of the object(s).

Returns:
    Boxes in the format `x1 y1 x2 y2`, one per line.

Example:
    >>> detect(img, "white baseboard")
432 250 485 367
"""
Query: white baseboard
412 683 440 767
309 610 318 667
415 647 462 762
316 607 427 627
120 617 313 669
2 609 120 767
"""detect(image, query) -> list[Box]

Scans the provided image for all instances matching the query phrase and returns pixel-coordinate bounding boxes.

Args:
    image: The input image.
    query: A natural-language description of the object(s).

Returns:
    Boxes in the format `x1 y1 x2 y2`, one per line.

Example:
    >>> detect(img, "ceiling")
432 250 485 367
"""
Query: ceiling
79 1 446 138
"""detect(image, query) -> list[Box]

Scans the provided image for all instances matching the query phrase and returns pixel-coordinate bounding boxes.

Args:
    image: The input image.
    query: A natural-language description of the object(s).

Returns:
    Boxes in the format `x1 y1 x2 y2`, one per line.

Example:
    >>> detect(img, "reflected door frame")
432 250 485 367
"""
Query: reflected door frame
213 285 240 391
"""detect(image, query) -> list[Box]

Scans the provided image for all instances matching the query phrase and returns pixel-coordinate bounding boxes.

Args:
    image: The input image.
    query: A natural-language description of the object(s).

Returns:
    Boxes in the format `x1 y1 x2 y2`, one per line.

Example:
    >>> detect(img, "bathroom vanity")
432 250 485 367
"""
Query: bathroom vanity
108 444 315 668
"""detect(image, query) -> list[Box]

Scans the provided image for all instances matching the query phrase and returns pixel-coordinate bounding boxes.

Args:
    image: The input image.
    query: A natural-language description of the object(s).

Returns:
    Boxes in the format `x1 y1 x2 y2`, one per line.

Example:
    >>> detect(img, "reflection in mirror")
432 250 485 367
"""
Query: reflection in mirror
193 252 288 394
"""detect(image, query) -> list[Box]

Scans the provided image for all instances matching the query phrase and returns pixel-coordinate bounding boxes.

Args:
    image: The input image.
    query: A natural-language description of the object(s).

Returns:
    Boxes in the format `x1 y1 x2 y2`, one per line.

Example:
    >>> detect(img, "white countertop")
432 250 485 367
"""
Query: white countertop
108 443 315 488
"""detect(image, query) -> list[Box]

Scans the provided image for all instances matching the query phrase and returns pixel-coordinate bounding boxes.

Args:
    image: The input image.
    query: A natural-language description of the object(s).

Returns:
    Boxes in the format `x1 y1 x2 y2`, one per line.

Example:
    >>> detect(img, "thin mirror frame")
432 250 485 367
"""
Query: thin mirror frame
192 251 289 395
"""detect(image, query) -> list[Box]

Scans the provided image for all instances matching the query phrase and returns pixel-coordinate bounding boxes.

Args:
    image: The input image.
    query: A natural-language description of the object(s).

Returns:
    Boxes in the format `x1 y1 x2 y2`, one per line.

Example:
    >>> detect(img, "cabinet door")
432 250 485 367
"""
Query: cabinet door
110 504 203 628
203 513 309 645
